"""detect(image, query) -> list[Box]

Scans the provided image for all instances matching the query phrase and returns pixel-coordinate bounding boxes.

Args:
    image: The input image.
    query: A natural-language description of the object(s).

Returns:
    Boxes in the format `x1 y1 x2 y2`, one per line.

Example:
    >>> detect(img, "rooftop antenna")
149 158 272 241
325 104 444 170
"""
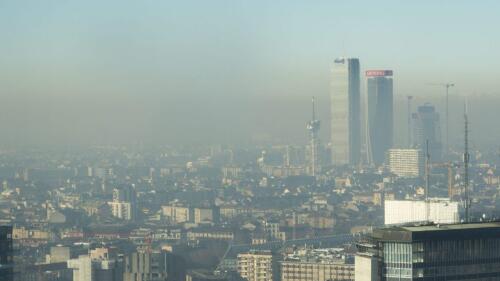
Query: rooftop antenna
425 139 430 200
306 97 320 176
425 139 431 222
463 100 470 222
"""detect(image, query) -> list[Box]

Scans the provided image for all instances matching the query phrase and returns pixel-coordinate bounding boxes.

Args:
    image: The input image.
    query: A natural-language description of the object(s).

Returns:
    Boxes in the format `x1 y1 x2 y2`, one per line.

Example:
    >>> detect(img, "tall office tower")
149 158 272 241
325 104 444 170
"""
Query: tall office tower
412 103 442 162
384 198 461 225
387 149 424 178
306 97 321 176
331 57 361 166
365 70 393 166
0 226 13 281
355 222 500 281
237 251 278 281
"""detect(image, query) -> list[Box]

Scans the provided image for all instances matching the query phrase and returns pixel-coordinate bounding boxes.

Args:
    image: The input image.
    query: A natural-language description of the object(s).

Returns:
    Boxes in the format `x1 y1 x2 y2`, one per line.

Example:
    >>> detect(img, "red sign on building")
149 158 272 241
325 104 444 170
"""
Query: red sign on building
366 70 393 77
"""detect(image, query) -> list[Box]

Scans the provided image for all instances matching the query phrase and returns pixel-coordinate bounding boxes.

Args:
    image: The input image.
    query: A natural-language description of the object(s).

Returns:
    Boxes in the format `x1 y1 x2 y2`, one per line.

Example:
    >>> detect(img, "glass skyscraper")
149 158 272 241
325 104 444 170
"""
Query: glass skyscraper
412 103 442 162
366 70 393 166
330 57 361 166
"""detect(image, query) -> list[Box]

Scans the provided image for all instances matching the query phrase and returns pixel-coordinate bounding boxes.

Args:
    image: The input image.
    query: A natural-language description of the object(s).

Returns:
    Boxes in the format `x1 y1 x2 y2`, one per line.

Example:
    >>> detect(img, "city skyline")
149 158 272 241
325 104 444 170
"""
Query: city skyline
0 2 499 148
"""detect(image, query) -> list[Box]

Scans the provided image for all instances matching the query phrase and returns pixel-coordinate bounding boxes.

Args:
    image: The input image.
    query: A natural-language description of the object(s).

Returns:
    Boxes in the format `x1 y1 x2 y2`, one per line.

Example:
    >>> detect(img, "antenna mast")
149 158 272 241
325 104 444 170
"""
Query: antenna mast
425 139 430 200
464 102 470 222
306 97 320 177
425 139 430 222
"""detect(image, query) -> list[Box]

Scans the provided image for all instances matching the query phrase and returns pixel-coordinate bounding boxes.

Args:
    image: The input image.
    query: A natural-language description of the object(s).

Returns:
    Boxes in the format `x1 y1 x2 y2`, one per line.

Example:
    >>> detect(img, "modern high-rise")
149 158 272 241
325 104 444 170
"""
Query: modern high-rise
365 70 393 166
356 222 500 281
412 103 442 162
331 57 361 166
0 226 13 281
387 149 424 178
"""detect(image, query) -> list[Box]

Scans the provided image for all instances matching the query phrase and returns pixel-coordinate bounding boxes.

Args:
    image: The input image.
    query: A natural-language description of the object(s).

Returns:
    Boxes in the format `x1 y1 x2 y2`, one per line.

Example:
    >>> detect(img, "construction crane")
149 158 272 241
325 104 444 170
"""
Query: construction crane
428 83 455 157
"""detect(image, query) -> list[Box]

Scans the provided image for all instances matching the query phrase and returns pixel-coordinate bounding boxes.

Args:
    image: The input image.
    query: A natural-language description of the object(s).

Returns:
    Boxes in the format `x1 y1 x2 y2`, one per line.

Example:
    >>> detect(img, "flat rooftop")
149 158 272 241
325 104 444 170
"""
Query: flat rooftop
373 222 500 242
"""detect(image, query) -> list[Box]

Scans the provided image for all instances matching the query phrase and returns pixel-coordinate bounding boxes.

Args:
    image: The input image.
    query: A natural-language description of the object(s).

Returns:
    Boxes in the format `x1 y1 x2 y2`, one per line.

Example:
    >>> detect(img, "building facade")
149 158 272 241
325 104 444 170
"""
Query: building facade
366 70 393 166
387 149 424 178
412 104 442 162
0 225 13 281
237 251 277 281
384 199 461 225
281 248 354 281
124 251 184 281
331 57 361 166
109 185 137 221
356 222 500 281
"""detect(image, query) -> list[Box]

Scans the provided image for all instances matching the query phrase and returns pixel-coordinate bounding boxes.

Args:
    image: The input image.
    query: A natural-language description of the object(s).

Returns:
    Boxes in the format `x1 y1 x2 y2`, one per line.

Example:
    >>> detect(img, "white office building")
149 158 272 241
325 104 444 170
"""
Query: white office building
387 149 424 178
384 198 461 225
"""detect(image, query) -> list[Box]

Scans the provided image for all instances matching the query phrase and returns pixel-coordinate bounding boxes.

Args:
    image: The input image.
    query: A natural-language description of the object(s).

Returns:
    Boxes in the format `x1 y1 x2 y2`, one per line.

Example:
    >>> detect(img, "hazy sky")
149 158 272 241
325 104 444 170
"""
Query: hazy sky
0 1 499 148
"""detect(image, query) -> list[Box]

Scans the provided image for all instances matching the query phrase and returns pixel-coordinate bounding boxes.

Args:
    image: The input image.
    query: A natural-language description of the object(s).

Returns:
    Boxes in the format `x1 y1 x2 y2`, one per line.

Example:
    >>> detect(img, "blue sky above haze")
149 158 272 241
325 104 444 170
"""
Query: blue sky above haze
0 1 499 147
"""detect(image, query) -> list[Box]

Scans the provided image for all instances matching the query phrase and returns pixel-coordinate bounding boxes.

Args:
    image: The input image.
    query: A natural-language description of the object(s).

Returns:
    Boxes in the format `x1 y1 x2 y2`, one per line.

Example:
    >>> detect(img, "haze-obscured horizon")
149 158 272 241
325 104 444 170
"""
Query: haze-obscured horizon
1 1 499 150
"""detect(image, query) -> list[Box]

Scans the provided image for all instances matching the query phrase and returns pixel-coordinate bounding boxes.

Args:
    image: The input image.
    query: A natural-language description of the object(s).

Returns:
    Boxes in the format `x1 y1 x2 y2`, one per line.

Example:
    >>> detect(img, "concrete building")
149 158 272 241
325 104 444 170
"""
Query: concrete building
237 251 277 281
356 222 500 281
387 149 424 178
46 246 71 263
124 251 184 281
68 256 93 281
354 251 379 281
384 199 461 225
331 57 361 166
162 205 191 224
109 185 137 221
109 201 133 221
193 208 214 224
281 248 354 281
67 247 122 281
365 70 393 166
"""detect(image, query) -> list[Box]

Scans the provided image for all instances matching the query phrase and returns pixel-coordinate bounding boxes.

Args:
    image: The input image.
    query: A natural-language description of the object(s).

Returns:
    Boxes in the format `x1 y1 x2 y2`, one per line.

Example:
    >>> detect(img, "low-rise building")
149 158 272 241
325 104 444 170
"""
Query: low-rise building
281 248 354 281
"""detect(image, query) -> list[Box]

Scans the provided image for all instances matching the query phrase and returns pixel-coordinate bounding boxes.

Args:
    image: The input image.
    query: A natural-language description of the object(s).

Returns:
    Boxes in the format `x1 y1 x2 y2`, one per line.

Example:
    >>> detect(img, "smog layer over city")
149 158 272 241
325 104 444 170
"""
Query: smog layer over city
1 2 500 281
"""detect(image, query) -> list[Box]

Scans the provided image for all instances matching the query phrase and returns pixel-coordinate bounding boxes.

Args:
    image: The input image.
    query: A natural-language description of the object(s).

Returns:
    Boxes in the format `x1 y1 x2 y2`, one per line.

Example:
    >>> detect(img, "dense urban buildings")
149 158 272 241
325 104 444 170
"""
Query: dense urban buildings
0 225 13 281
331 57 361 166
365 70 393 166
2 2 500 281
